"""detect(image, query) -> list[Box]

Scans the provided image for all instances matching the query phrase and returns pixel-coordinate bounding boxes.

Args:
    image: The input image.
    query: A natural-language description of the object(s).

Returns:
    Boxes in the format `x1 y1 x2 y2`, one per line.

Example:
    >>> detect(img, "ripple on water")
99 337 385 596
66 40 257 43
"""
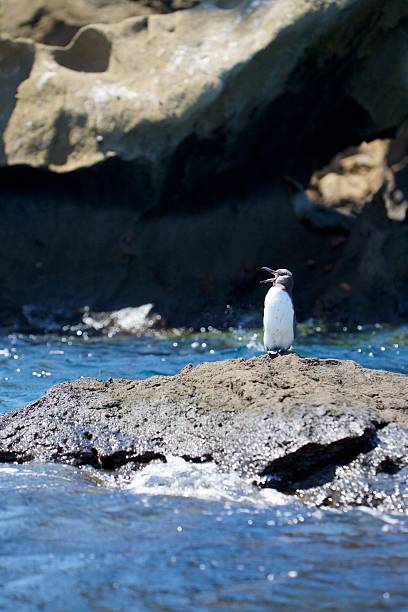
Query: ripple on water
0 461 407 610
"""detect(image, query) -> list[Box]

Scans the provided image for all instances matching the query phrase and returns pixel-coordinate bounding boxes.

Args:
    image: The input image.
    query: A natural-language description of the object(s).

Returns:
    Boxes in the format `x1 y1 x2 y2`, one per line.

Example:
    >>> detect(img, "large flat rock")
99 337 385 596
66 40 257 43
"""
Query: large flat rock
1 354 407 497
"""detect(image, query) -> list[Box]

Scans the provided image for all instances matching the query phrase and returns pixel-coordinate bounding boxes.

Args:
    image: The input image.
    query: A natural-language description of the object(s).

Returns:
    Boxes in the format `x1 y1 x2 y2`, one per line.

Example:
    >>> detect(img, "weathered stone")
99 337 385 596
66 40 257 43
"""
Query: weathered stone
309 122 408 222
309 140 390 215
296 426 408 512
1 355 407 507
2 0 408 176
0 0 198 46
315 185 408 323
0 37 34 166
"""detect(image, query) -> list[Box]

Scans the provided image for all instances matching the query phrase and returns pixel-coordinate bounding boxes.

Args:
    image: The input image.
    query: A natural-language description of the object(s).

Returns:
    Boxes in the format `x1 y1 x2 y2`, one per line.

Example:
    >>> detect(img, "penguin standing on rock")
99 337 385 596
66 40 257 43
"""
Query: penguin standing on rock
261 268 295 355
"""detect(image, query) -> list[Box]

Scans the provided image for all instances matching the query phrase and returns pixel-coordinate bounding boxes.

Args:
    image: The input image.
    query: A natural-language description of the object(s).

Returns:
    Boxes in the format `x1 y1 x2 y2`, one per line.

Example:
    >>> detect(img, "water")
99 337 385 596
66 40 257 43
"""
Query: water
1 323 407 414
0 324 407 610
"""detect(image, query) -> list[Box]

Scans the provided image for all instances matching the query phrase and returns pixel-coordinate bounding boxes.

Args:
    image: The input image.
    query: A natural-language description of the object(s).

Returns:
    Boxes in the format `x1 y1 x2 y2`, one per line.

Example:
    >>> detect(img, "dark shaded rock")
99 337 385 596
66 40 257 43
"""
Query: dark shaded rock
0 176 332 326
1 354 407 507
284 175 357 235
315 185 408 323
0 37 35 166
295 425 408 512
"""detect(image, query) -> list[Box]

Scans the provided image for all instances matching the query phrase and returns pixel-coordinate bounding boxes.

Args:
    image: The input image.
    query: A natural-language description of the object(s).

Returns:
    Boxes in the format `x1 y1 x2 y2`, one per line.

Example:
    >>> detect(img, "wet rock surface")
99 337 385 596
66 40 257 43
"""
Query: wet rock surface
296 425 408 512
1 354 407 508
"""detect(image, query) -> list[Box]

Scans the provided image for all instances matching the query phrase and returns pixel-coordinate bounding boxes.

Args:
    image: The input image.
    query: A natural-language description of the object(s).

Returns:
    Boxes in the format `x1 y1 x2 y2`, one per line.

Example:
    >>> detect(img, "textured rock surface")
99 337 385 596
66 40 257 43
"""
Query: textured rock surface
297 120 408 322
310 123 408 221
296 425 408 511
310 140 390 216
1 354 407 501
2 0 408 175
315 185 408 322
1 0 198 46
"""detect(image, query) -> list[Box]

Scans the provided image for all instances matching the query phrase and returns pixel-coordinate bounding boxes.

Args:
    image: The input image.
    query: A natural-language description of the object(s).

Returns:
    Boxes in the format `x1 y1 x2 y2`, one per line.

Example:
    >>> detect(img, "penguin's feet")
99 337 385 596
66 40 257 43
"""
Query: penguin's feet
266 348 292 358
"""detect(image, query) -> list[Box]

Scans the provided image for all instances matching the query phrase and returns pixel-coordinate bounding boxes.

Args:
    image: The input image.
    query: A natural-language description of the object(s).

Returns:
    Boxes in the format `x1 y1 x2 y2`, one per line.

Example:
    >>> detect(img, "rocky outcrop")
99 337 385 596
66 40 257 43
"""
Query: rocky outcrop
1 354 407 509
309 123 408 222
1 0 198 46
282 120 408 323
315 184 408 323
0 0 407 325
3 0 408 175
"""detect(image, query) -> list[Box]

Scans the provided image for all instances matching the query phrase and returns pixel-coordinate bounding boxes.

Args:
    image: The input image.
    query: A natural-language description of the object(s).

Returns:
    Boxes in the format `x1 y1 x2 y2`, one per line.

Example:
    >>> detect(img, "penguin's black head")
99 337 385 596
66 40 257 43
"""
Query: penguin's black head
260 267 294 294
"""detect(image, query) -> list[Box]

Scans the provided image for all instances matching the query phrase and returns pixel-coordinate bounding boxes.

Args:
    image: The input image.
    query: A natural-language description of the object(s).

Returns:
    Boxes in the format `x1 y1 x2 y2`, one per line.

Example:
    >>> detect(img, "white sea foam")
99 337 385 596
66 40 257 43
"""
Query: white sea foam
125 455 288 506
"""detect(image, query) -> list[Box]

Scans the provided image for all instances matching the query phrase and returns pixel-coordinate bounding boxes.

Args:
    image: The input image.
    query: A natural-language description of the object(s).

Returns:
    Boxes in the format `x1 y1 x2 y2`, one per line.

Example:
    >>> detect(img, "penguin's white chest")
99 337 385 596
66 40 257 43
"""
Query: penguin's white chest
263 287 294 351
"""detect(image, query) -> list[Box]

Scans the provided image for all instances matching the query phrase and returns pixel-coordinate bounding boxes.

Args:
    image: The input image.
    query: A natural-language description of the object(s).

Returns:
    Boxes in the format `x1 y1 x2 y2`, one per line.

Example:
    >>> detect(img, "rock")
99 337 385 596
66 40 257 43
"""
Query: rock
1 354 407 509
309 140 390 216
301 121 408 323
309 125 408 222
0 176 336 326
1 0 198 46
0 37 35 166
1 303 163 334
283 176 356 234
3 0 407 174
295 425 408 512
0 0 407 324
315 184 408 323
82 304 163 335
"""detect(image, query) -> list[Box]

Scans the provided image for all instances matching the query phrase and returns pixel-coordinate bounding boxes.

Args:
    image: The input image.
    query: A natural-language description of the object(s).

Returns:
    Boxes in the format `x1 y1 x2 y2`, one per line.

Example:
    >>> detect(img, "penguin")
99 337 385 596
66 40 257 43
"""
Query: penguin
261 267 295 354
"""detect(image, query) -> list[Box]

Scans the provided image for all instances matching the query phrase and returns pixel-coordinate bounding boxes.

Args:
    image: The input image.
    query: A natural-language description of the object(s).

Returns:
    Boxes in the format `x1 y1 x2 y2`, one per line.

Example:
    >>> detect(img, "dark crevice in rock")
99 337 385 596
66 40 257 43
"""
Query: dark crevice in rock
0 158 153 212
182 453 213 464
53 28 112 73
56 447 167 470
0 450 34 463
376 457 404 475
42 22 81 47
93 449 167 471
261 426 384 491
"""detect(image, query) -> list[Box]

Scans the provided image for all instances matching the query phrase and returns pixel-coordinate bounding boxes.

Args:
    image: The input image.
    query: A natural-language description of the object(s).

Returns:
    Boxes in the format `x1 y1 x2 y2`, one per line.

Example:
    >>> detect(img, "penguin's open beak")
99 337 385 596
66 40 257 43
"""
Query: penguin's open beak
260 267 277 284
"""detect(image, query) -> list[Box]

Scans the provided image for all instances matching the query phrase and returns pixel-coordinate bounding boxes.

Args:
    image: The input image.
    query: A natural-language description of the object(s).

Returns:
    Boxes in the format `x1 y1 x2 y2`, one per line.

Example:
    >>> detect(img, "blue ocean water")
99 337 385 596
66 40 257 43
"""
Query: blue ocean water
0 325 407 610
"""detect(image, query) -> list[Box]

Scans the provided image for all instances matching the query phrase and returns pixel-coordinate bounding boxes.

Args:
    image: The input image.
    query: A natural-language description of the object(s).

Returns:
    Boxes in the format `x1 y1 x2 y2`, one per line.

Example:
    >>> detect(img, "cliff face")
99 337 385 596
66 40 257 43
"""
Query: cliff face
0 0 407 325
3 1 408 174
0 0 199 46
